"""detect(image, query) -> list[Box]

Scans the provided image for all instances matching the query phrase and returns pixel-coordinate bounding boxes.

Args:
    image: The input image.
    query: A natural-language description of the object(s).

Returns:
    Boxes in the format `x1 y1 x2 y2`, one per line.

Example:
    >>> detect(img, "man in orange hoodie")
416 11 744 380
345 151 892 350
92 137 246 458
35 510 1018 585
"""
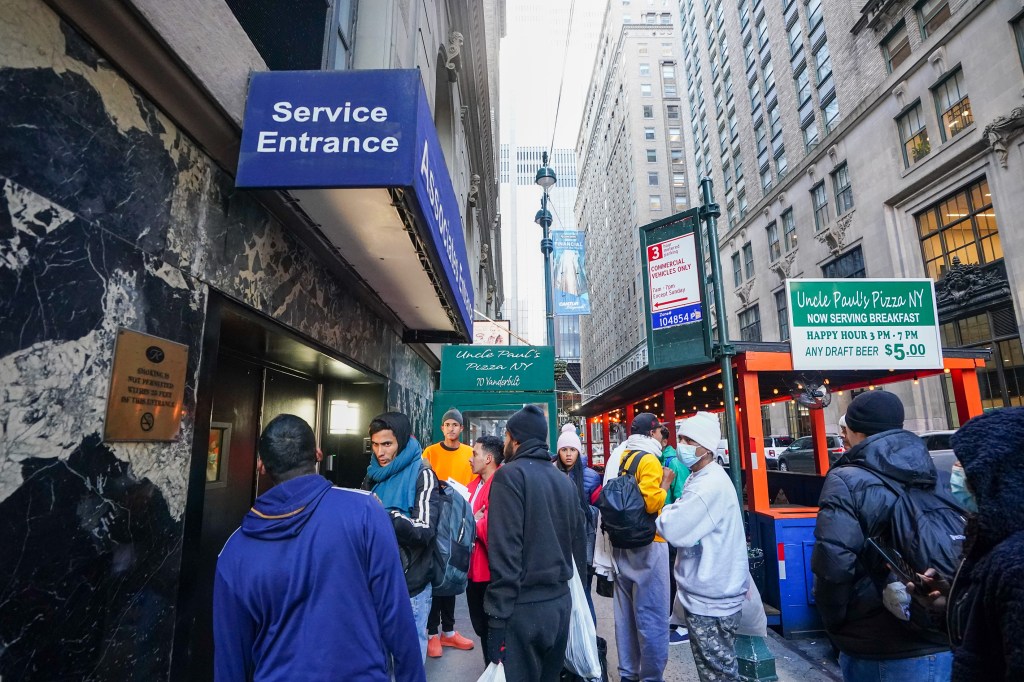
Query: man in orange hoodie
465 435 504 666
422 408 476 656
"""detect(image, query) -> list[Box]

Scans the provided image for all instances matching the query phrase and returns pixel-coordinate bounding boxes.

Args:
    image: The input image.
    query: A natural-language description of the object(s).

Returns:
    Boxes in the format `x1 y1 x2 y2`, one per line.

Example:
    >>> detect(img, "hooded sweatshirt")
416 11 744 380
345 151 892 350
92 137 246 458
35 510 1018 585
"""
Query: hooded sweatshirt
485 437 585 627
811 429 949 659
214 474 424 682
948 408 1024 682
657 462 748 617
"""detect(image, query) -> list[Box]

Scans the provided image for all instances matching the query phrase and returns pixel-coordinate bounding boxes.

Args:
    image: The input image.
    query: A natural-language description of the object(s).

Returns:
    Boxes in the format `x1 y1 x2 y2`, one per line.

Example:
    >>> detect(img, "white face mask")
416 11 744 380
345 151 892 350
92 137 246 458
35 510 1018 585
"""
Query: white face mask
678 443 701 468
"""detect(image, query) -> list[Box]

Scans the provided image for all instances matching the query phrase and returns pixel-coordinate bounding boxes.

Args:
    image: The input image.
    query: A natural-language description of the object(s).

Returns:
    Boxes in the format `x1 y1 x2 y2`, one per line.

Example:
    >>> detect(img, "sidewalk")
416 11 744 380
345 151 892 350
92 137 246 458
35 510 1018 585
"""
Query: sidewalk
424 591 842 681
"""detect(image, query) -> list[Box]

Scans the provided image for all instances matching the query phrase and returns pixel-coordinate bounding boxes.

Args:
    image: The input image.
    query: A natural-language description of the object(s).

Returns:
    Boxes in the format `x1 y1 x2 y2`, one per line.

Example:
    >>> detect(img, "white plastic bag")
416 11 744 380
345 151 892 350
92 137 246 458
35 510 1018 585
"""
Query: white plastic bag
476 661 506 682
565 561 602 679
737 572 768 637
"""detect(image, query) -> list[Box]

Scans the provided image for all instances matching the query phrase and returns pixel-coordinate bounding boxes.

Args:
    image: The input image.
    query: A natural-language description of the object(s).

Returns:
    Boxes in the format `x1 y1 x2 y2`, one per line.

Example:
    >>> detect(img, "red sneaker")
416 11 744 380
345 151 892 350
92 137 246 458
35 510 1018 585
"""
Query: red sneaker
427 635 442 658
439 631 475 650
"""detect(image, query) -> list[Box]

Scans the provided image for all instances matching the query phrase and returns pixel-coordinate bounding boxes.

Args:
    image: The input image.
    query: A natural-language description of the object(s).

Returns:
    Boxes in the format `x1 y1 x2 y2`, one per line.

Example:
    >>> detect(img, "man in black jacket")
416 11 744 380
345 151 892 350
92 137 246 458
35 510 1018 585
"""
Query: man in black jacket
485 405 585 681
812 391 952 681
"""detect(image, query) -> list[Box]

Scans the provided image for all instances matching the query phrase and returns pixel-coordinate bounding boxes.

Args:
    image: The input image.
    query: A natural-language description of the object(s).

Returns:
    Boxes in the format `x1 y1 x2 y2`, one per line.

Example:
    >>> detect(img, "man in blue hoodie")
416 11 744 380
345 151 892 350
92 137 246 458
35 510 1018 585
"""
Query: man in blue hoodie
214 414 424 682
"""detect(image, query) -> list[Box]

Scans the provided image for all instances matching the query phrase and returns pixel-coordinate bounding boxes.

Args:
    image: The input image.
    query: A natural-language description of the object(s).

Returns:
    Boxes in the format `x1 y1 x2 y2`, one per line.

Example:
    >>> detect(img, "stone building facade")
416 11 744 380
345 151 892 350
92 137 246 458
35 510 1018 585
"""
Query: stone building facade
0 0 503 678
577 4 698 396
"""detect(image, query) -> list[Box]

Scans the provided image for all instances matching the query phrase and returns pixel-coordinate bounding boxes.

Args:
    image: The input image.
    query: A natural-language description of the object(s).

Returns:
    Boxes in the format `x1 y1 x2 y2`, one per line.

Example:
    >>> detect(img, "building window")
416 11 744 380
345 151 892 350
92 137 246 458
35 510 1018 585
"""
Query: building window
667 104 681 119
732 252 743 287
769 103 782 139
643 104 654 118
823 95 840 133
660 12 672 24
882 22 911 73
803 119 819 151
1015 15 1024 72
761 166 773 192
650 194 663 210
775 290 790 341
815 42 833 89
917 0 951 38
794 67 811 105
767 222 781 261
933 68 973 141
645 127 656 140
674 194 688 210
822 246 866 278
807 0 824 30
811 182 830 230
671 149 684 164
662 63 676 79
915 177 1000 279
664 83 678 97
641 83 653 97
776 151 789 178
832 162 854 214
647 148 658 162
640 62 651 76
782 208 798 251
763 59 776 94
739 305 762 342
669 127 682 142
897 101 930 167
673 172 686 187
743 241 755 278
648 171 660 186
788 20 803 56
939 304 1023 412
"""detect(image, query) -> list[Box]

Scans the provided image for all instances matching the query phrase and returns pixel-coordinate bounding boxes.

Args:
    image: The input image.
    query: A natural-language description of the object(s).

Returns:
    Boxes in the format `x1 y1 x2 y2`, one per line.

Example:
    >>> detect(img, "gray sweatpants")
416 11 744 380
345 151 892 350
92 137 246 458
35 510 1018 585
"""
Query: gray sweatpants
613 542 670 682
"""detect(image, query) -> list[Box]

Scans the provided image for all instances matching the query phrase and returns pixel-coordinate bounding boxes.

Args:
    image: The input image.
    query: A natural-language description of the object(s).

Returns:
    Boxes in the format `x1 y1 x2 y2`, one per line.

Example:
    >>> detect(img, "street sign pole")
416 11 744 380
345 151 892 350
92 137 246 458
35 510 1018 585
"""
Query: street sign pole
699 178 742 505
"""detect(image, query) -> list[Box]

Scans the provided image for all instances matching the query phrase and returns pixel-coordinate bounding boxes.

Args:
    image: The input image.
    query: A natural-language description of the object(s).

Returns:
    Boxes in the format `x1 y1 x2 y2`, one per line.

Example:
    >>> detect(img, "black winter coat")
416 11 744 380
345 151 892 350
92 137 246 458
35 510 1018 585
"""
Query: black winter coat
485 438 585 627
947 408 1024 682
811 429 950 659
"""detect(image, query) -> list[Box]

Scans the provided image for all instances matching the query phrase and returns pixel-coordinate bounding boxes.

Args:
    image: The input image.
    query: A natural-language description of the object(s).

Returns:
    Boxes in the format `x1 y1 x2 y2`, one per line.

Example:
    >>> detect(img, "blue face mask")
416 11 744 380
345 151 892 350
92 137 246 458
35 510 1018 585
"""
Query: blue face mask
950 466 977 513
677 443 701 468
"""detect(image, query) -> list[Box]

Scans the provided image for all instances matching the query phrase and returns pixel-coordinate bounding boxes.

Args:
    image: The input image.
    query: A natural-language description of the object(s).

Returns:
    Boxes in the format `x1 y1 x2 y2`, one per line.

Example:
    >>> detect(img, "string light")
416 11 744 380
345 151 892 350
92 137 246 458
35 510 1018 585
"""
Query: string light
702 386 708 392
687 390 693 397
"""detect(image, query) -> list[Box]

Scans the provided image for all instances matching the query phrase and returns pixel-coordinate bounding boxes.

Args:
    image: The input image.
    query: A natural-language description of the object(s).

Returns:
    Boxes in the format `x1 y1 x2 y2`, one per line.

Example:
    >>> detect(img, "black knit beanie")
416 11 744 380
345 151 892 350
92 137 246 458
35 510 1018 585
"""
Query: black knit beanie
506 404 548 443
845 391 904 435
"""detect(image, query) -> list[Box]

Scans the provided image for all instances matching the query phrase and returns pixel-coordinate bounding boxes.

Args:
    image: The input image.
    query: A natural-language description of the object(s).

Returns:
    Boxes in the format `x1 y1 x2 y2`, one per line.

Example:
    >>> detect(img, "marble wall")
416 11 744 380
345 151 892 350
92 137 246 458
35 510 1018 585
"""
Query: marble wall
0 0 434 678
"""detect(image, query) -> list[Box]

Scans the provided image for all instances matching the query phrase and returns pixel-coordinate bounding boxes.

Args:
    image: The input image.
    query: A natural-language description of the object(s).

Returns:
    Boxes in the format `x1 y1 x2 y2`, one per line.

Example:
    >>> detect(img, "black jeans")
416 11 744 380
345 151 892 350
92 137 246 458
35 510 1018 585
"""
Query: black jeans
504 592 572 682
467 581 490 665
427 594 456 635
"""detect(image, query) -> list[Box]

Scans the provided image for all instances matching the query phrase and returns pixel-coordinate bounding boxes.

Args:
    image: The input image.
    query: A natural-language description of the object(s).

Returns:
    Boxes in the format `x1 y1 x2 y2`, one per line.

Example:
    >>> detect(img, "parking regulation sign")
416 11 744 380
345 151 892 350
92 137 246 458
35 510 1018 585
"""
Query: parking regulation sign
647 233 702 330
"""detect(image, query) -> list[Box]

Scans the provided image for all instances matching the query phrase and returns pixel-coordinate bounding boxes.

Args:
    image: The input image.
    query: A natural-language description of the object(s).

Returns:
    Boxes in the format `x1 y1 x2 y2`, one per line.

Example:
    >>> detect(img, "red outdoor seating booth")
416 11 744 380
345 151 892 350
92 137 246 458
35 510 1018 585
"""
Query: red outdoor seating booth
576 341 988 637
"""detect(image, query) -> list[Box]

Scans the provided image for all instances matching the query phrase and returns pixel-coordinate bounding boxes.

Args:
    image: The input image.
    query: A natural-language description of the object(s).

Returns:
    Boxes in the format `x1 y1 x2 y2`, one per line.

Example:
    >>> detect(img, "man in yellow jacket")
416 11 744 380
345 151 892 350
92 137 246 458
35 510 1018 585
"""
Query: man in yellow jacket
422 408 476 657
610 412 675 682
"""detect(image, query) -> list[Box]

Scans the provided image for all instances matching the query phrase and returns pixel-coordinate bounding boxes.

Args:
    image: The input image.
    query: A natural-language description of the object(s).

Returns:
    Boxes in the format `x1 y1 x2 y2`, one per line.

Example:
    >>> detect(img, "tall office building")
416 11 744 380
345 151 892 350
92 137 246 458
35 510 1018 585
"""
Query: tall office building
674 0 1024 432
499 1 602 353
576 3 697 396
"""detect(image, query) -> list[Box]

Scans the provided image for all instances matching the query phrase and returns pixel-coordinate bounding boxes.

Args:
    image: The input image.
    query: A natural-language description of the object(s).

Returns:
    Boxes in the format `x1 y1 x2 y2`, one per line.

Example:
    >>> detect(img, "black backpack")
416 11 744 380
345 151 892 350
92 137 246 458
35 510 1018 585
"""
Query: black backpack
596 450 658 549
431 481 476 597
857 466 967 635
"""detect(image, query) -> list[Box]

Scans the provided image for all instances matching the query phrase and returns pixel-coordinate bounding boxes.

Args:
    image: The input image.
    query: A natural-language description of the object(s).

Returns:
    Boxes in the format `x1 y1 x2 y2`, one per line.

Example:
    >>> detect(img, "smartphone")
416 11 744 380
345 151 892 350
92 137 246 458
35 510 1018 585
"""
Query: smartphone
866 537 923 588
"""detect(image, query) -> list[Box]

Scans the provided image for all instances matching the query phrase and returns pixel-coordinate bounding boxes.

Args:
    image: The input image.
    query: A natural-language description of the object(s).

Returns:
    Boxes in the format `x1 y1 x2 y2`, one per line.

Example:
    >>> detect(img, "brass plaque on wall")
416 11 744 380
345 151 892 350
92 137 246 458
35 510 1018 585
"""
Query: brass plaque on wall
103 328 189 442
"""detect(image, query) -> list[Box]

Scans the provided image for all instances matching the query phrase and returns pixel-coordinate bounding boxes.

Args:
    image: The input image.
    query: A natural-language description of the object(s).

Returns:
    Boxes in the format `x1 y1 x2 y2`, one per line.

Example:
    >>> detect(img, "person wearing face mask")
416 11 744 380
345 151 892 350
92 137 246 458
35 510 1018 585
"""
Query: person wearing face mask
657 412 749 682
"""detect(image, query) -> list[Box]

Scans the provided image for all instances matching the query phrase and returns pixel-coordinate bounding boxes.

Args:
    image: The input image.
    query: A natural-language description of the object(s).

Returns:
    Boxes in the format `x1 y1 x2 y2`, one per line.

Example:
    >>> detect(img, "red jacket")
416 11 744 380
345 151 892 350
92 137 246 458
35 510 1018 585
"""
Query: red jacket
467 473 495 582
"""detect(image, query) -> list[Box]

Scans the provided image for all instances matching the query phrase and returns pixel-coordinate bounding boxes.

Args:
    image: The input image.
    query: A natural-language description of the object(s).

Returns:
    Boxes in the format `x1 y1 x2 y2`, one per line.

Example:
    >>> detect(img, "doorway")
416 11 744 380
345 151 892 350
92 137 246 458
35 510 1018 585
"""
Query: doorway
180 299 385 680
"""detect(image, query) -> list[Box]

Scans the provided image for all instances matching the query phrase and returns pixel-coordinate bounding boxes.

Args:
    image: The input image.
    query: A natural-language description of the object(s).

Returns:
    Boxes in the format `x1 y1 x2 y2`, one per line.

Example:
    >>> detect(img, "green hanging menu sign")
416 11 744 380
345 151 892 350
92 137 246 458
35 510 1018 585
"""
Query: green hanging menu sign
440 345 555 391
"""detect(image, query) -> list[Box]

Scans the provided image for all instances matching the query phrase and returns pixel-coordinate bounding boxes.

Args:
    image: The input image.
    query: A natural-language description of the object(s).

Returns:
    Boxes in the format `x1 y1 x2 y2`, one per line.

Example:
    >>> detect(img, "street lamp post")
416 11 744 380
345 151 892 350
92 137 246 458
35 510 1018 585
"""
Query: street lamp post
535 152 557 347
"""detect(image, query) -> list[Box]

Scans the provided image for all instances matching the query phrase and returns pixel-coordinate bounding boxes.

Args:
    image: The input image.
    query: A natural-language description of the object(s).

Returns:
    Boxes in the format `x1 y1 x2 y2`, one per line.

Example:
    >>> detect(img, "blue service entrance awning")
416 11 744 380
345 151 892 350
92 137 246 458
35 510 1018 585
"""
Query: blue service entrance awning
236 69 473 340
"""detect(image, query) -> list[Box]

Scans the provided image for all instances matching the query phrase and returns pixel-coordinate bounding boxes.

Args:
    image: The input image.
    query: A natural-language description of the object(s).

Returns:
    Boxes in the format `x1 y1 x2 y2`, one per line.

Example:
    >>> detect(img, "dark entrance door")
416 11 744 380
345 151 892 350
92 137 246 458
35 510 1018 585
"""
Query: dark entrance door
186 353 263 680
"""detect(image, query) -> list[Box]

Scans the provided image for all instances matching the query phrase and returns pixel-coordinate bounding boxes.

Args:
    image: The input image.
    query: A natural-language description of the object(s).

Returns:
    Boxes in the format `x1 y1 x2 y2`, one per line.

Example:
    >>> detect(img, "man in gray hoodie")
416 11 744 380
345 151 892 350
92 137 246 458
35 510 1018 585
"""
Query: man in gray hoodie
657 412 748 682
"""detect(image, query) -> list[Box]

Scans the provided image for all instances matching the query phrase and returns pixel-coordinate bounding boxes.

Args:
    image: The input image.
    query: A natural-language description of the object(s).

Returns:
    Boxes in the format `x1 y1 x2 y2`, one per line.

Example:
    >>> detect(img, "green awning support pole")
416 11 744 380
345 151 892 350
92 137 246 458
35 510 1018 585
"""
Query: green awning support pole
698 177 742 506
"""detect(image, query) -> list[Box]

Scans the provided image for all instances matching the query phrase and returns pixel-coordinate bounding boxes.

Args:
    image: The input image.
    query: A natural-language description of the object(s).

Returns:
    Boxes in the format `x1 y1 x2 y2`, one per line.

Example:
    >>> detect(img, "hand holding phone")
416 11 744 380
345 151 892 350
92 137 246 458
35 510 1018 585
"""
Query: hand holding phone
866 537 925 589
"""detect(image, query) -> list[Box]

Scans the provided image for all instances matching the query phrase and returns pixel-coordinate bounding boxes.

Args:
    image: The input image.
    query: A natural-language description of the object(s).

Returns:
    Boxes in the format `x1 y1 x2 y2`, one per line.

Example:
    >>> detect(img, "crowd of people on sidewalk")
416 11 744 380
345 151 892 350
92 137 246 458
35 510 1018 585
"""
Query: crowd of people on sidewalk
211 390 1024 682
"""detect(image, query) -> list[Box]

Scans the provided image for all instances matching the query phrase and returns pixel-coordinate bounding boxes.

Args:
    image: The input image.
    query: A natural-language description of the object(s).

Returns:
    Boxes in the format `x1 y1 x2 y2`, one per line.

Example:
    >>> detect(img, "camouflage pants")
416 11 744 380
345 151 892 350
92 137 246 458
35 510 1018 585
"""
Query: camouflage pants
683 610 741 682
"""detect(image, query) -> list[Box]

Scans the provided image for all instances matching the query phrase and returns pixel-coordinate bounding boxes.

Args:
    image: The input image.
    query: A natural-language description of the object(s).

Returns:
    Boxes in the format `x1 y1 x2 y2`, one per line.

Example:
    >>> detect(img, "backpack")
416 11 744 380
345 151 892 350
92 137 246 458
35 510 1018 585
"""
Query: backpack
596 450 658 549
856 465 967 635
431 481 477 597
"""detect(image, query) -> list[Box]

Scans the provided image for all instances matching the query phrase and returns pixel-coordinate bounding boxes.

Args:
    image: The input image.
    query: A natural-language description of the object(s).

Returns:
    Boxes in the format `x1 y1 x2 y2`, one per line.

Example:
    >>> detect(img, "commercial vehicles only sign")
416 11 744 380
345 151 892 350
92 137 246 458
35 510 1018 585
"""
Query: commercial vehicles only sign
786 279 943 370
646 233 702 330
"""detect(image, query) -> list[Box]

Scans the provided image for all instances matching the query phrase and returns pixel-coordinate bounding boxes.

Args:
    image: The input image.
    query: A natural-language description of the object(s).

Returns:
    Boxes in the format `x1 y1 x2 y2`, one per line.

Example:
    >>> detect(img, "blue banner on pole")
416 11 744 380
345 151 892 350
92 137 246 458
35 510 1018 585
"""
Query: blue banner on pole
552 230 591 315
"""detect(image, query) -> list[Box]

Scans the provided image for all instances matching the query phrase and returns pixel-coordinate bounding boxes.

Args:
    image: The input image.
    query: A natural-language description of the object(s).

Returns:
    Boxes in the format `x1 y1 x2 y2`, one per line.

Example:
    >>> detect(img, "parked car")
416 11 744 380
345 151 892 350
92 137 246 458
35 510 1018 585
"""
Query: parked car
714 438 730 466
764 435 794 470
919 429 957 475
777 435 847 473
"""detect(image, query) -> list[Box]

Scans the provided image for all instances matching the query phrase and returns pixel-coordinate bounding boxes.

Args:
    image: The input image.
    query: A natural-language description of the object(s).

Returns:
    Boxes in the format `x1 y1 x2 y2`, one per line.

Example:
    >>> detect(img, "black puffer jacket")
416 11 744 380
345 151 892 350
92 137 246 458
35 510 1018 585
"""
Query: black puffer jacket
812 429 950 658
948 408 1024 682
